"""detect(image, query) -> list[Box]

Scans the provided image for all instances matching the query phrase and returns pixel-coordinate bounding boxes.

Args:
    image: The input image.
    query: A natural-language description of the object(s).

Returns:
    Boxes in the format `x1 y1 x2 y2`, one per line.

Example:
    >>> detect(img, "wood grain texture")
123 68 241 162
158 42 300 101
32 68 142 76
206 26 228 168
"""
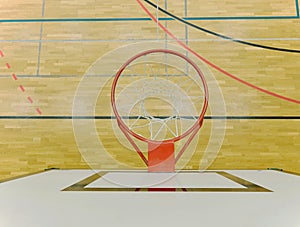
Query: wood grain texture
0 0 299 180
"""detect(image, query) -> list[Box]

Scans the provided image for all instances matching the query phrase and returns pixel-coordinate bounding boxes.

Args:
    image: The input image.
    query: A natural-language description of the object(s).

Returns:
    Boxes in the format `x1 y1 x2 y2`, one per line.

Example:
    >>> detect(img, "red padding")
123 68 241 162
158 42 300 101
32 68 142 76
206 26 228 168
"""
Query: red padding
148 141 175 172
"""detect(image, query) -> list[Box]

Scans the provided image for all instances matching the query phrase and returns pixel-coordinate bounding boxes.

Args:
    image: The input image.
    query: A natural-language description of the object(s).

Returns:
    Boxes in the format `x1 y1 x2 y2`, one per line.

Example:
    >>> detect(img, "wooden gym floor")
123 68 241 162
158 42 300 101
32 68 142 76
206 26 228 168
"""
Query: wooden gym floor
0 0 300 180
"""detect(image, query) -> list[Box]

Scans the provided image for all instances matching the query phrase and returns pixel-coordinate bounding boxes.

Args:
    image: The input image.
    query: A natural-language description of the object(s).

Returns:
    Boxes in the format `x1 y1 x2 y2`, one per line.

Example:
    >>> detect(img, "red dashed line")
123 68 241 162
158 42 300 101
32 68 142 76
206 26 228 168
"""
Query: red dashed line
1 50 42 115
11 73 18 80
36 108 42 115
27 96 33 103
19 85 25 92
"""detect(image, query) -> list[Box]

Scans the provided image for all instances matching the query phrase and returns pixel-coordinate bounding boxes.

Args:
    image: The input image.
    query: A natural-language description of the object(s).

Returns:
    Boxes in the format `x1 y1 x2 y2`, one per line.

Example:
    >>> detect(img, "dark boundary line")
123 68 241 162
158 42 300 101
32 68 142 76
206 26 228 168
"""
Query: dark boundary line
144 0 300 53
0 116 299 120
0 169 50 183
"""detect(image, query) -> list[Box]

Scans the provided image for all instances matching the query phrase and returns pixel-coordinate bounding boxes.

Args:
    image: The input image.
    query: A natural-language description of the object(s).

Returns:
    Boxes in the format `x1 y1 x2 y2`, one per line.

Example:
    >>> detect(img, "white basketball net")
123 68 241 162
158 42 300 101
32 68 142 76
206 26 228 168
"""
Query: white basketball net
113 52 206 141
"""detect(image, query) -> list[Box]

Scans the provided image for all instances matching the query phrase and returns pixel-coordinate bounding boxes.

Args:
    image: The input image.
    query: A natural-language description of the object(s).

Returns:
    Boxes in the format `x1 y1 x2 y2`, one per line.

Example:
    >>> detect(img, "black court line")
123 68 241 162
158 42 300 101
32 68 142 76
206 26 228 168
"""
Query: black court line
144 0 300 53
0 116 299 120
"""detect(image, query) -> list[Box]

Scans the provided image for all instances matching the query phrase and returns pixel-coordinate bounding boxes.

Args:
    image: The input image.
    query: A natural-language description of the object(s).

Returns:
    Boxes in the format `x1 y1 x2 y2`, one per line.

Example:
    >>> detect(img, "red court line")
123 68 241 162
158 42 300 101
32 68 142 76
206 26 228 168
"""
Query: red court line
36 108 42 115
136 0 300 105
27 96 33 103
1 50 42 115
19 85 25 92
11 73 18 80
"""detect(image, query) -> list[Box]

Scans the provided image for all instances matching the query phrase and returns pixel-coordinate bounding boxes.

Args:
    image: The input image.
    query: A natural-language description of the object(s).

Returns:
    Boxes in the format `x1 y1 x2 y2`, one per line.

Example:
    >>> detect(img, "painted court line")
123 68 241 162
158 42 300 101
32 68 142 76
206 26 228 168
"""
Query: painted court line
296 0 300 17
27 96 33 103
11 73 18 80
0 15 298 23
0 0 297 23
19 85 25 92
36 0 46 76
145 0 300 53
137 0 300 105
0 50 42 115
1 37 300 43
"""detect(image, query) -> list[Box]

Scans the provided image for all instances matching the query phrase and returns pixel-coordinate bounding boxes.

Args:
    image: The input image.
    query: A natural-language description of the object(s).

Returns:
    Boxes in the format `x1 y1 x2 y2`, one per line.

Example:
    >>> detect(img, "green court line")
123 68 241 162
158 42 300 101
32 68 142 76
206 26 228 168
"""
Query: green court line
0 18 153 23
184 15 298 20
296 0 300 17
0 15 298 23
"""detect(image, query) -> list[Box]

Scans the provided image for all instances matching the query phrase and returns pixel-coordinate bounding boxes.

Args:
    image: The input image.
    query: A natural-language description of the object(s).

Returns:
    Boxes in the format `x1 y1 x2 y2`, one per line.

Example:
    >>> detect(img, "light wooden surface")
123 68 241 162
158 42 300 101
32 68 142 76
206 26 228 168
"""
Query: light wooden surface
0 0 299 180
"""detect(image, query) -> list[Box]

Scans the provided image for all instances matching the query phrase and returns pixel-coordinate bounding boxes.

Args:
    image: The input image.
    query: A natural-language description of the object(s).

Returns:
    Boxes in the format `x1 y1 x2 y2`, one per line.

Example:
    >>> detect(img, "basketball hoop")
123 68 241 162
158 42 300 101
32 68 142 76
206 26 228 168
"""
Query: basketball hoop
111 49 208 172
